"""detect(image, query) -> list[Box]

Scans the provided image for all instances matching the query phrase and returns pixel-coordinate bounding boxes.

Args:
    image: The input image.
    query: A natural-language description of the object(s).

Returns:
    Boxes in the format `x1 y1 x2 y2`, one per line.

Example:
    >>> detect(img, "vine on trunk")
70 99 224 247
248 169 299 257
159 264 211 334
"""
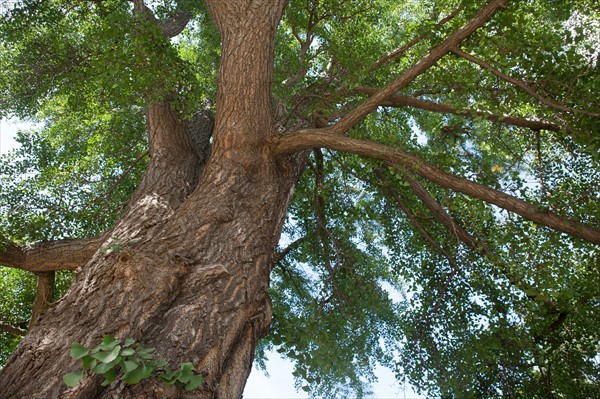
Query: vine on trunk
63 335 203 392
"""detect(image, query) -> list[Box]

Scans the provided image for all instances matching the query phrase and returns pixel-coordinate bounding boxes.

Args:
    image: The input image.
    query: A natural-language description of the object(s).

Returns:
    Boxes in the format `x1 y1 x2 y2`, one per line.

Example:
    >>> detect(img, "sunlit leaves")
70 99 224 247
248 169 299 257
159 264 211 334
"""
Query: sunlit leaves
0 0 598 398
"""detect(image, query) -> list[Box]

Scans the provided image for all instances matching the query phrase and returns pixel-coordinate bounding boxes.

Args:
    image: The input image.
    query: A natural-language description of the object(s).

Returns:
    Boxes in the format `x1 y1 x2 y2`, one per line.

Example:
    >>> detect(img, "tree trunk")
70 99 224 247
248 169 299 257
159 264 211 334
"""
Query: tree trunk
0 1 295 398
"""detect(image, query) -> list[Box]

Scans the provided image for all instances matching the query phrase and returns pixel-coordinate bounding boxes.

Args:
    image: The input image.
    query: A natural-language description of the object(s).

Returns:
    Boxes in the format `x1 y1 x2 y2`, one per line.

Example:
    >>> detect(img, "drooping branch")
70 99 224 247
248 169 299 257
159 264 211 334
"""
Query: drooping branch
311 150 338 275
29 271 55 329
322 0 508 135
373 169 465 314
373 169 463 274
0 236 103 273
285 0 322 87
95 149 149 209
368 5 464 73
451 46 600 118
354 86 565 132
274 132 600 244
401 172 559 311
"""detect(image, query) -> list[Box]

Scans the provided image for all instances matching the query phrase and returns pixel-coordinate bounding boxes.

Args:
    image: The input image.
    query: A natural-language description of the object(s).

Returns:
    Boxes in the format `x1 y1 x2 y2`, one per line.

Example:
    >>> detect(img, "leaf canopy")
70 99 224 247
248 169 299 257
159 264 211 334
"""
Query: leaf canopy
1 0 599 397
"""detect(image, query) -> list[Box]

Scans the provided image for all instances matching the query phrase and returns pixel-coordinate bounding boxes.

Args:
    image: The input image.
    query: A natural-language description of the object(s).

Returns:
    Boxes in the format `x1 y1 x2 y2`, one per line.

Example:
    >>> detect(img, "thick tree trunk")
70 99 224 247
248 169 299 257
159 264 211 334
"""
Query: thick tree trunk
0 1 294 398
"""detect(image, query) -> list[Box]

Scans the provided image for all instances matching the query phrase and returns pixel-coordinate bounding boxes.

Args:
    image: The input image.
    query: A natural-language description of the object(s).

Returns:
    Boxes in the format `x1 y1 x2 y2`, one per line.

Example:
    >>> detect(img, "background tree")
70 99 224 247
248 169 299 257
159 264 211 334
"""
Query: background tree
0 0 599 398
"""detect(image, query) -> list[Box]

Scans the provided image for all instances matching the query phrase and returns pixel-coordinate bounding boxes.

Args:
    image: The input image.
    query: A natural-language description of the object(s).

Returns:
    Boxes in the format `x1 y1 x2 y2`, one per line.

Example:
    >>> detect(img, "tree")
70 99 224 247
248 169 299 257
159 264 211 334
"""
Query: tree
0 0 598 397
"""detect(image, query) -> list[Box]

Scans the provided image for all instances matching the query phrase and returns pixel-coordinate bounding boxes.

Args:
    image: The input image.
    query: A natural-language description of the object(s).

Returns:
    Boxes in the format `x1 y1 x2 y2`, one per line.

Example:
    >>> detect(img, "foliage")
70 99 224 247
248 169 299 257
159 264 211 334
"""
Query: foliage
1 0 599 398
0 267 72 364
63 335 203 391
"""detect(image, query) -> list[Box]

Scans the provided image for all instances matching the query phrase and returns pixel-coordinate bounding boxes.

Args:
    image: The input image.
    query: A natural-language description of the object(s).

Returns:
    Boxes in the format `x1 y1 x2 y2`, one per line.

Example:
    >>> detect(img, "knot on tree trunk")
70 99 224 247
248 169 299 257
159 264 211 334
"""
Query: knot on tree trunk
189 109 214 163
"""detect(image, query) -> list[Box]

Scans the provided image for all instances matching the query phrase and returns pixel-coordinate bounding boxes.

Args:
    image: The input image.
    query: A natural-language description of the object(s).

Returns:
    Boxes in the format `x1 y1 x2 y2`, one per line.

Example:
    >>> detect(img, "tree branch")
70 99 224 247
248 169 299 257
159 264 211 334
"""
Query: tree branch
0 236 103 273
0 312 26 336
451 46 600 118
130 0 191 38
284 0 321 87
368 5 464 73
373 169 463 274
322 0 508 135
402 173 560 311
354 86 565 132
373 169 465 315
273 236 306 264
96 150 149 209
29 271 55 329
274 132 600 244
0 322 26 337
158 8 191 38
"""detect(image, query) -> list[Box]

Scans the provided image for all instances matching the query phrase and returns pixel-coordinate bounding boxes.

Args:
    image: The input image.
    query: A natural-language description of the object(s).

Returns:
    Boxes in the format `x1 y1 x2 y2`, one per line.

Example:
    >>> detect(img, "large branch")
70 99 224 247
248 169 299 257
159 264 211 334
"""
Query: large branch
158 8 191 38
452 46 600 118
131 0 191 38
0 236 102 273
322 0 508 135
0 322 26 337
274 132 600 244
354 86 565 132
273 236 306 264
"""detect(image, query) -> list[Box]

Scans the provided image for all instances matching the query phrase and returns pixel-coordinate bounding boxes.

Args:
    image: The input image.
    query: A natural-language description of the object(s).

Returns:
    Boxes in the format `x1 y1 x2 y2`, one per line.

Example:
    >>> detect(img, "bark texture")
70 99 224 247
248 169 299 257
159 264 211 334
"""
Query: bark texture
0 236 103 273
4 1 594 397
0 1 294 398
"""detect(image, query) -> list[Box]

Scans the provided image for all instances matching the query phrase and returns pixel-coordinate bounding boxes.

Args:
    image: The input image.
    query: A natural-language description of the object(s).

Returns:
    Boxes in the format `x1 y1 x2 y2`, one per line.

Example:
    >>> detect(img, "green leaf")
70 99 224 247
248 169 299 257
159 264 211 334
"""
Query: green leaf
122 364 153 384
63 370 84 387
122 359 139 373
179 370 191 384
185 374 203 391
70 343 89 359
93 358 119 374
179 362 194 372
102 335 118 346
123 338 136 347
93 345 121 363
101 367 118 386
82 355 97 370
121 348 135 356
137 346 156 360
160 370 181 385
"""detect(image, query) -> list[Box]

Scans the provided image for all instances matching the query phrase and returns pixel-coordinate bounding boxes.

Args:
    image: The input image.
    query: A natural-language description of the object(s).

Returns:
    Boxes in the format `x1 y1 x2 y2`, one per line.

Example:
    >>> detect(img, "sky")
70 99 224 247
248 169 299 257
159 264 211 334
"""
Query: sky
1 119 425 398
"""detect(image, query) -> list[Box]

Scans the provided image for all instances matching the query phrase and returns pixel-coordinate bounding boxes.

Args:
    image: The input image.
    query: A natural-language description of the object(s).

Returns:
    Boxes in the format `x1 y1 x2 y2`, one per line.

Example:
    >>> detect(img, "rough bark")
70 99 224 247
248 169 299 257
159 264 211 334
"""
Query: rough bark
0 2 294 398
0 236 102 273
4 0 593 397
28 271 55 329
0 98 204 398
